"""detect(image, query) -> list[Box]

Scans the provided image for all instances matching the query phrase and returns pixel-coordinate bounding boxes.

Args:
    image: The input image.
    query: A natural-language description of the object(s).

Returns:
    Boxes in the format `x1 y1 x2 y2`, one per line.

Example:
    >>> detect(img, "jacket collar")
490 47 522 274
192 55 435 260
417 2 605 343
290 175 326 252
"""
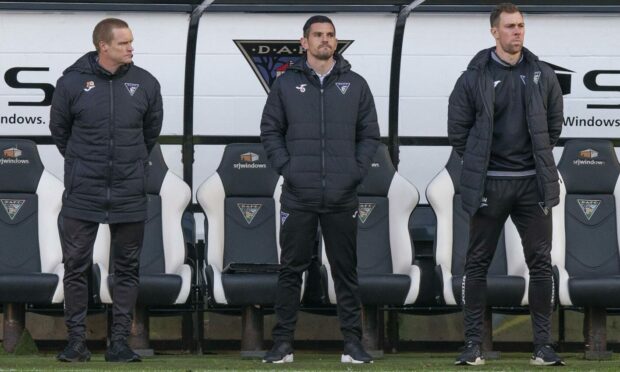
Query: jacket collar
467 46 539 71
288 53 352 77
63 51 132 78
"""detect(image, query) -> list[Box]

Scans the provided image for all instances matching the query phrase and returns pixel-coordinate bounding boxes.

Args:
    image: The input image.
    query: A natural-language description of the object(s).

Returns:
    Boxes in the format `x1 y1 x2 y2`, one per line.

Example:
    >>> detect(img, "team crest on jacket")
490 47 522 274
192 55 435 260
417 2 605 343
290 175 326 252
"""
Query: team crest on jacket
335 82 351 95
533 71 541 84
234 40 353 93
124 83 140 96
83 81 95 92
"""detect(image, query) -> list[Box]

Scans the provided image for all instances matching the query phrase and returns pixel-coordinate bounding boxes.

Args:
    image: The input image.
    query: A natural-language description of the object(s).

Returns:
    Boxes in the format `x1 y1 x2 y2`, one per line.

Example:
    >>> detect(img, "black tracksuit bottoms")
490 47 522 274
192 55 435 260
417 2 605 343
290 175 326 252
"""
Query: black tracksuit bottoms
272 204 363 344
59 216 144 343
463 177 554 346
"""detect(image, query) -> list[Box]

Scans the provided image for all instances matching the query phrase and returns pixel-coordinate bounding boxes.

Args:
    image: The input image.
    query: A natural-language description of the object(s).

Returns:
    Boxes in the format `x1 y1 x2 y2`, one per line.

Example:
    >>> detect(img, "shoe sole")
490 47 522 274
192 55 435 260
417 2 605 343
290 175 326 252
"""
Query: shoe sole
454 357 485 366
57 355 91 363
105 358 142 363
262 353 294 363
530 357 565 366
341 354 373 364
105 355 142 363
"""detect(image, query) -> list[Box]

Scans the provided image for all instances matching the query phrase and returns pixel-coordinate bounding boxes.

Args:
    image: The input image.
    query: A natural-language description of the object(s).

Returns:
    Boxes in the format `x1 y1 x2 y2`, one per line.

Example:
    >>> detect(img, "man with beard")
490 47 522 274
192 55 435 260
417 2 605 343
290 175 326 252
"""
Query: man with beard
260 15 379 364
448 3 564 366
50 18 162 363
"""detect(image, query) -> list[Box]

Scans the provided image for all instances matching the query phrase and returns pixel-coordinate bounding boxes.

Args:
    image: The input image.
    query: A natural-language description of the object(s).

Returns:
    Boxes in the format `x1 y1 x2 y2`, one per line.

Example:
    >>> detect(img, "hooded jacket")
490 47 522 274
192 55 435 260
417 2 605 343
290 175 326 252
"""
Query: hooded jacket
260 55 380 211
448 47 563 216
49 51 163 223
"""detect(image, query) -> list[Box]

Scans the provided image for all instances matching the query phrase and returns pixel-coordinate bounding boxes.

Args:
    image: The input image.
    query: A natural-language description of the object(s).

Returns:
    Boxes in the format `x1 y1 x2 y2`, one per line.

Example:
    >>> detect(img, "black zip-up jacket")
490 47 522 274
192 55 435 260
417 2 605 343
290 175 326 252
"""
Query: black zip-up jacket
448 47 563 216
260 55 380 211
50 51 163 223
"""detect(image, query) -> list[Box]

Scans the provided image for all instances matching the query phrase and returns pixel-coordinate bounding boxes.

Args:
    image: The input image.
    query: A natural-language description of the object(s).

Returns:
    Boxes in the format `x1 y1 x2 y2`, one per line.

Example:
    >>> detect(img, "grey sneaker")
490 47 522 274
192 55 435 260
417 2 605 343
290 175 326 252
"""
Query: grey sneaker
104 341 141 362
530 344 565 366
56 340 91 362
455 341 485 366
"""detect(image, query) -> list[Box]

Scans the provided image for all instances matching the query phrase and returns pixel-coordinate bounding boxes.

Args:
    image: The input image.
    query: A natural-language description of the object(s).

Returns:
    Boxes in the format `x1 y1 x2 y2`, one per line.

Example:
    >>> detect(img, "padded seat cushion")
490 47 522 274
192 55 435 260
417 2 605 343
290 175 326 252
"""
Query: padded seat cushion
0 273 58 303
108 274 182 305
222 273 278 305
569 276 620 307
452 275 525 307
358 274 411 305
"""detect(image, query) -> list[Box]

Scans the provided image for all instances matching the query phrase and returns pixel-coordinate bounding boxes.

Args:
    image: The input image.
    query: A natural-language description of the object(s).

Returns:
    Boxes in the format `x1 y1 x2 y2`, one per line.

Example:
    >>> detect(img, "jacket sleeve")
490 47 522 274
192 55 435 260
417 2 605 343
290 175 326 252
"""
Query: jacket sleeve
546 71 564 147
356 80 380 178
447 72 475 157
49 78 73 157
260 78 290 174
143 79 163 154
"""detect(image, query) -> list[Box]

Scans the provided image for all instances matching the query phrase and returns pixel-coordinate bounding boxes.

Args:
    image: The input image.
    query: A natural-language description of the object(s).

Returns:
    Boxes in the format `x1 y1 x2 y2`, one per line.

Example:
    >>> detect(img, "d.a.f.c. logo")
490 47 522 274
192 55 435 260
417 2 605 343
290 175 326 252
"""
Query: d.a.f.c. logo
234 40 353 93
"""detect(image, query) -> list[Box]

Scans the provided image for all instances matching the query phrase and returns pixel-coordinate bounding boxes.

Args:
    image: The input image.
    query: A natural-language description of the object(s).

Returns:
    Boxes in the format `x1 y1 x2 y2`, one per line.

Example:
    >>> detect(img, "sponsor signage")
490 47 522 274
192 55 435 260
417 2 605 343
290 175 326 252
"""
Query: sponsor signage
1 146 30 165
573 148 605 166
233 152 267 170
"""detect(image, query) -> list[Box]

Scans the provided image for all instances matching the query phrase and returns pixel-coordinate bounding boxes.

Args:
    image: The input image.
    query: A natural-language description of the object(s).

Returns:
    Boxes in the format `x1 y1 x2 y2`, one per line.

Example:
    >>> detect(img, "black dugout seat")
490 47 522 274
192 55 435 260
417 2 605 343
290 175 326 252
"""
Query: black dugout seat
93 144 192 352
427 150 529 355
553 139 620 359
0 139 64 352
320 144 420 354
196 143 296 356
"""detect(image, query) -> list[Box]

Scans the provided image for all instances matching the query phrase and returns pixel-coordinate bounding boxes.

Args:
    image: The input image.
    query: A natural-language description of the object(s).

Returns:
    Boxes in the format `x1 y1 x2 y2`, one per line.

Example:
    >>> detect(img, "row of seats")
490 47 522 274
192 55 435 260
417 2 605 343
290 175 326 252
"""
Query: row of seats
0 138 618 359
0 139 193 353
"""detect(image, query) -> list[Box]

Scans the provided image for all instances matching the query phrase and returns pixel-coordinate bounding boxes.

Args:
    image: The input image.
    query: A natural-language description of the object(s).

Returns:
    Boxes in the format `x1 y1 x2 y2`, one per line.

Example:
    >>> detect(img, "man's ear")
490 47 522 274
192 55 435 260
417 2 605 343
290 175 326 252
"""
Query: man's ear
490 27 499 40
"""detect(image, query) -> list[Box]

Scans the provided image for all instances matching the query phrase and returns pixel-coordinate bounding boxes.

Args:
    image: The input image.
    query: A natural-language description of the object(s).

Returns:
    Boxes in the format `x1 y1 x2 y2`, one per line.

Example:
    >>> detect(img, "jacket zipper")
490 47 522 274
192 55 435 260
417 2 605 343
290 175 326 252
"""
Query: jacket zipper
106 79 114 222
479 70 494 205
320 80 326 207
524 63 545 207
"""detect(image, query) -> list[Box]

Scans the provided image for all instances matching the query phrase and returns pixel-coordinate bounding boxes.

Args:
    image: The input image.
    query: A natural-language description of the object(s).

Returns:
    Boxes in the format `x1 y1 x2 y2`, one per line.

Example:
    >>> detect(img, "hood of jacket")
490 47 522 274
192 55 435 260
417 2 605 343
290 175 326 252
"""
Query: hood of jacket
63 51 131 78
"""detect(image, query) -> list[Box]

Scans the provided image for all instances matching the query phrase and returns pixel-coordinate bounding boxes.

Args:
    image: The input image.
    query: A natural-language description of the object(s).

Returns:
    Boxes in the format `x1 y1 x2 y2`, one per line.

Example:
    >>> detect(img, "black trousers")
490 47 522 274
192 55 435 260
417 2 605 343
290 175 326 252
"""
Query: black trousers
272 205 362 343
59 216 144 342
463 177 553 346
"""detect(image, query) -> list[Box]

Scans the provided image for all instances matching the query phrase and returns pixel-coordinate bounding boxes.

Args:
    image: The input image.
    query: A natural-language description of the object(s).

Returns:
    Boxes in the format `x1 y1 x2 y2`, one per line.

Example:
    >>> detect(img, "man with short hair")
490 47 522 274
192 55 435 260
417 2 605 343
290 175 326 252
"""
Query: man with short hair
260 15 379 364
50 18 162 363
448 3 564 366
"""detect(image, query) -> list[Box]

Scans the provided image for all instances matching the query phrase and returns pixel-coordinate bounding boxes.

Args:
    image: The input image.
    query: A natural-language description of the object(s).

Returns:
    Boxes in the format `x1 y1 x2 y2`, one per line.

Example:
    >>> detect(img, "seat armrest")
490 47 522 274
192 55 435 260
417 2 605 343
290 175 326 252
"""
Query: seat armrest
436 263 457 305
173 264 193 304
403 264 422 305
50 263 65 304
554 264 572 306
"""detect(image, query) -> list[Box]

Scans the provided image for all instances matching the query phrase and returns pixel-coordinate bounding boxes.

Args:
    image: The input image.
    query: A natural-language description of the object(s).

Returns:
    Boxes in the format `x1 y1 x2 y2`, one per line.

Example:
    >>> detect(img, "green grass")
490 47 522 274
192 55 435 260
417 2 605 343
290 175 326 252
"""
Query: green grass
0 352 618 371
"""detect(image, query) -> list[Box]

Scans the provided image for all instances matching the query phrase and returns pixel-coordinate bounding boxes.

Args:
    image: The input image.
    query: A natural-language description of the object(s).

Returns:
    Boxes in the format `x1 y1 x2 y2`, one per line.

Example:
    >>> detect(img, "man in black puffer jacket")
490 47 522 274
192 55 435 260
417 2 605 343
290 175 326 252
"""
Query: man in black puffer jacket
50 18 162 363
261 15 379 364
448 3 564 367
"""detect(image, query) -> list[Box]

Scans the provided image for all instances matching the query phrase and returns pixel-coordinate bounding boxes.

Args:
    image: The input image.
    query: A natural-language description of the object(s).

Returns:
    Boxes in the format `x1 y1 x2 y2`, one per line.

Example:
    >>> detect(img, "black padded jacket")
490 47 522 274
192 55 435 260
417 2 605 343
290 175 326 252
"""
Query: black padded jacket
448 47 563 216
49 51 163 223
260 55 380 212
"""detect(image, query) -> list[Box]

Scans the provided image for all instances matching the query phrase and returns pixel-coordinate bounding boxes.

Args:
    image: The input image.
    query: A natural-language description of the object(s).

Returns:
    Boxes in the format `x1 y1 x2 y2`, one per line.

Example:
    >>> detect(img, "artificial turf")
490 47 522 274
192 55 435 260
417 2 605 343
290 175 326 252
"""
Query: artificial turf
0 352 618 371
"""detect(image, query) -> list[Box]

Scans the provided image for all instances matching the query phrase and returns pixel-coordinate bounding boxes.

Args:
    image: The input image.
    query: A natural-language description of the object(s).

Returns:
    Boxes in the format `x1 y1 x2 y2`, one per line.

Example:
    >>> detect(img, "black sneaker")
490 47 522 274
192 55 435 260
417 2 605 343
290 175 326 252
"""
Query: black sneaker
104 341 142 362
341 340 373 364
56 340 91 362
455 342 485 366
530 344 565 366
262 341 294 363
